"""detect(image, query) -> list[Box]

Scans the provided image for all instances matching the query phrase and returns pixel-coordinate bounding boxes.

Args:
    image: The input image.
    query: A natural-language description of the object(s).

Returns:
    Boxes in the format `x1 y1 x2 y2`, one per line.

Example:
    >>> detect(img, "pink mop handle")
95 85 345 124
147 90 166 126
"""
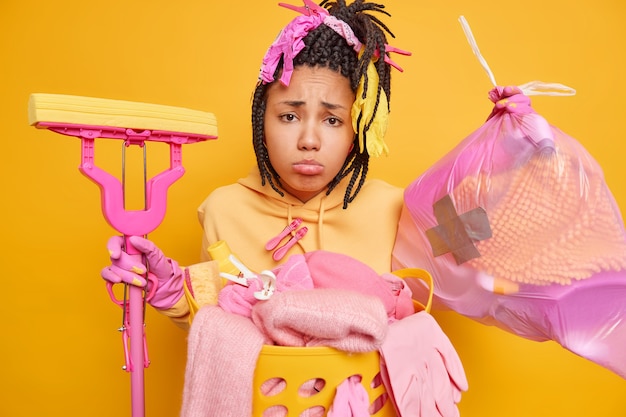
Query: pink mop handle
124 238 147 417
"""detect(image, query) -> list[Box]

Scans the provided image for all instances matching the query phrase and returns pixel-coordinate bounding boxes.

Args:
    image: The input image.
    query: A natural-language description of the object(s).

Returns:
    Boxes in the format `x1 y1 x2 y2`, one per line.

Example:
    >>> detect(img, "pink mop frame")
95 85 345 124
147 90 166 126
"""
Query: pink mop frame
37 121 216 417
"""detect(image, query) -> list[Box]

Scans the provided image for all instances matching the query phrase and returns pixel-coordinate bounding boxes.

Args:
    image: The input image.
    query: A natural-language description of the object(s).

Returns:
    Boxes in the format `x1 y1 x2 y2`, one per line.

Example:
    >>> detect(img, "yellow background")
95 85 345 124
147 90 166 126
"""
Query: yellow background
2 0 625 416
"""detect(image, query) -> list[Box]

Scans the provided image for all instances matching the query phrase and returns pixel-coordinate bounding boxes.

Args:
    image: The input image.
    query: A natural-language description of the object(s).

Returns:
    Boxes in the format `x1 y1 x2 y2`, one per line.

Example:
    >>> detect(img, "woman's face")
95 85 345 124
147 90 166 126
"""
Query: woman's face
264 65 356 203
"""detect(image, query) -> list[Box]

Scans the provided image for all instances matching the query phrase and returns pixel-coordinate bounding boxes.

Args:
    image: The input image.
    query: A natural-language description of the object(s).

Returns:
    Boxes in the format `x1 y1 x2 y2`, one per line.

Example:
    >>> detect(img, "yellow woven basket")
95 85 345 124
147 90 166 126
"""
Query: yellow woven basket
251 268 433 416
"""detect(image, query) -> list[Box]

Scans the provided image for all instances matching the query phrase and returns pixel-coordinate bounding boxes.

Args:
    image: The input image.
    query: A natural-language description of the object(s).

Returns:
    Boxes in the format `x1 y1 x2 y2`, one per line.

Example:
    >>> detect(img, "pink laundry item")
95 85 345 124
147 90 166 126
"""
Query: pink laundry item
252 288 388 352
273 253 315 291
217 278 264 318
378 311 468 417
380 272 415 322
327 375 371 417
218 253 314 317
304 250 415 321
181 305 268 417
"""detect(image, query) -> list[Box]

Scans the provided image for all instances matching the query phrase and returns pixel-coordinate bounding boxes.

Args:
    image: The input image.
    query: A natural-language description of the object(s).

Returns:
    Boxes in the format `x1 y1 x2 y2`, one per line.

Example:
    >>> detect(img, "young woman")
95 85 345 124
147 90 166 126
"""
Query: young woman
103 3 468 416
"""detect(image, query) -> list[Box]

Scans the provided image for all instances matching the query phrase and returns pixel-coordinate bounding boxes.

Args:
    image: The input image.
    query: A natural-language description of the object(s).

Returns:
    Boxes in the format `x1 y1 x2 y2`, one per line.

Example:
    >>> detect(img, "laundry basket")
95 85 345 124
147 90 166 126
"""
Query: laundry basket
251 268 433 417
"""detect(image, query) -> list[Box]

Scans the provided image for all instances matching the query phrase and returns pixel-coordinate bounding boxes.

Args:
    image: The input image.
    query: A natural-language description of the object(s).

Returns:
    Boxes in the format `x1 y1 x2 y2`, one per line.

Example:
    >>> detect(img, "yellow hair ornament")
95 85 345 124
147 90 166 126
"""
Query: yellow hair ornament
351 57 390 157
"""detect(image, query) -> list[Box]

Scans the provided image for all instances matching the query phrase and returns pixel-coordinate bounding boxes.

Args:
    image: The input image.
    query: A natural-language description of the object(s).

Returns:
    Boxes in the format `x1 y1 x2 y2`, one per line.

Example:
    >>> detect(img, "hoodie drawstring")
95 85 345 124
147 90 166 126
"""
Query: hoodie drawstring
318 197 325 250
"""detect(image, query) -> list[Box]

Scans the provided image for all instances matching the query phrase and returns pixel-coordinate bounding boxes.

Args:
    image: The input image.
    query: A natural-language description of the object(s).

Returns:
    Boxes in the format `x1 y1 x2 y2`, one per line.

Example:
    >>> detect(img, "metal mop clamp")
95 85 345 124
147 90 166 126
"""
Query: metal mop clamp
28 93 218 417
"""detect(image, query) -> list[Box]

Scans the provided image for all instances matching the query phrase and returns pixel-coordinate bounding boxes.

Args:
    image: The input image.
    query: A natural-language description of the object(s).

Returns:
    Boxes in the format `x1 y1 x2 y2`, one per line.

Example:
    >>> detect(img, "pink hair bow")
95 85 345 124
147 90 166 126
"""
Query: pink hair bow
259 13 325 85
259 0 411 86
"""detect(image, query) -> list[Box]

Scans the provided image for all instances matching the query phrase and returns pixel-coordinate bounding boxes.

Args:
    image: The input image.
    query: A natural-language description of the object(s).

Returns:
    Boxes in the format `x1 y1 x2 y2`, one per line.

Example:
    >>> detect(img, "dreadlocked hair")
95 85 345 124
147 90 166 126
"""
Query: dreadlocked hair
251 0 395 208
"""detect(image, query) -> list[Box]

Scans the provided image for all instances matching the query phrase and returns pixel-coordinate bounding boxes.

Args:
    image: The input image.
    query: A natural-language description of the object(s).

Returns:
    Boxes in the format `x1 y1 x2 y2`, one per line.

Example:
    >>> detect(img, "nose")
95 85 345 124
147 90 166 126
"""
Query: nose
297 122 320 151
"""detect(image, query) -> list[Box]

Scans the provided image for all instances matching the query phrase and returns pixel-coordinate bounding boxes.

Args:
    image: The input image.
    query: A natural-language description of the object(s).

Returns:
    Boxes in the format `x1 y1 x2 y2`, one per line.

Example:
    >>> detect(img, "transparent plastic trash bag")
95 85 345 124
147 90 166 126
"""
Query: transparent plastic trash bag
392 83 626 378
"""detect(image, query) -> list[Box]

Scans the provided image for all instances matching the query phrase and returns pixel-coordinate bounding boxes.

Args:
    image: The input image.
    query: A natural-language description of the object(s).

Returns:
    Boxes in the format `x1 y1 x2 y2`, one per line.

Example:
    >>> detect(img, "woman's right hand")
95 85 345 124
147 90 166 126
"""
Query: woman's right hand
101 235 185 310
101 235 150 287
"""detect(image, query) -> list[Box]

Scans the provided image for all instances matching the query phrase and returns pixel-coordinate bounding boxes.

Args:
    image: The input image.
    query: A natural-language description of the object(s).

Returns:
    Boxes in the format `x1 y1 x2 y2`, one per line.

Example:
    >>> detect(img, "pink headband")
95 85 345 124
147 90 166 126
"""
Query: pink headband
259 0 409 86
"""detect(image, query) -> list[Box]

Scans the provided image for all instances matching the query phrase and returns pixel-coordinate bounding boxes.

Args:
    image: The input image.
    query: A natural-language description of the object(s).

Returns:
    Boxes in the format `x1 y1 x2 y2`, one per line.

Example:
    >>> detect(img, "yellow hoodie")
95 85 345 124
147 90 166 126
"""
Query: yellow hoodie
164 167 403 327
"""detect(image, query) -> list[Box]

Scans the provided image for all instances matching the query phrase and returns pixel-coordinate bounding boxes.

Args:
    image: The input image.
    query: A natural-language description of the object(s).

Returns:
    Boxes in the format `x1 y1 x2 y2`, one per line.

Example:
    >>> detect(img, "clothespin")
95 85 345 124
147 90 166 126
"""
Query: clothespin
219 254 256 286
254 271 277 300
279 0 328 16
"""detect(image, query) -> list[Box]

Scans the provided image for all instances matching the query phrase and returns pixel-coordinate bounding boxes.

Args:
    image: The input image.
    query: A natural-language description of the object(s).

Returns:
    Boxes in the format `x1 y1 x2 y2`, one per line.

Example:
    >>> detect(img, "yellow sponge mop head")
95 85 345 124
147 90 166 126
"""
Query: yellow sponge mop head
28 93 217 137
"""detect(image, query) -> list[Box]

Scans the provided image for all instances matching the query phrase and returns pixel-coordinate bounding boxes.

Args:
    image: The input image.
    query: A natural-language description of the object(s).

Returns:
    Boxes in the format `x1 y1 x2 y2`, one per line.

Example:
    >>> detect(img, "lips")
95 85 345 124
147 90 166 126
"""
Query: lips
292 160 323 175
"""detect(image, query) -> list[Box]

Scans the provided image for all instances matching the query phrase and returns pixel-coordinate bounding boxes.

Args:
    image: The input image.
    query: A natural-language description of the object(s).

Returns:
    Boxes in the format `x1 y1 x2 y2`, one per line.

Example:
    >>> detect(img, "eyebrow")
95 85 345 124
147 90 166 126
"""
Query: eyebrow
279 100 348 111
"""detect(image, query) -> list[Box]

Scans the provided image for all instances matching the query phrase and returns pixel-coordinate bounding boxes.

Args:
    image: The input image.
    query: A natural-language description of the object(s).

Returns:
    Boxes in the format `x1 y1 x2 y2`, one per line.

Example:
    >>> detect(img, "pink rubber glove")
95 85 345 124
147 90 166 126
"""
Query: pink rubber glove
379 311 468 417
101 235 185 310
327 375 370 417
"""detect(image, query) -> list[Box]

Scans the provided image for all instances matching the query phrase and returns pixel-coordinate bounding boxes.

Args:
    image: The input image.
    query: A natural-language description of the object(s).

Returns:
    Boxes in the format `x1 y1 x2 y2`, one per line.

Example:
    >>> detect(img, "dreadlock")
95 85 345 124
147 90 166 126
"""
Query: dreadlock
251 0 395 208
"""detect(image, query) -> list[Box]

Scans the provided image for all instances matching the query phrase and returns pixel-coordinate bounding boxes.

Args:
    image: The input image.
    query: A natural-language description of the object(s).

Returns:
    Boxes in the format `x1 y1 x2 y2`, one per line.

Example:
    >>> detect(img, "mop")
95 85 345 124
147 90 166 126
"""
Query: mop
29 93 218 417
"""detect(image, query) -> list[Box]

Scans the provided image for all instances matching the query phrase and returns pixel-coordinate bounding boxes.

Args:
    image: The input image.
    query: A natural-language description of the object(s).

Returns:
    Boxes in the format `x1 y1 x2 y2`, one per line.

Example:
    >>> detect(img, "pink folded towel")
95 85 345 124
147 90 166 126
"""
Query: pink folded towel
304 251 414 321
252 288 388 352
